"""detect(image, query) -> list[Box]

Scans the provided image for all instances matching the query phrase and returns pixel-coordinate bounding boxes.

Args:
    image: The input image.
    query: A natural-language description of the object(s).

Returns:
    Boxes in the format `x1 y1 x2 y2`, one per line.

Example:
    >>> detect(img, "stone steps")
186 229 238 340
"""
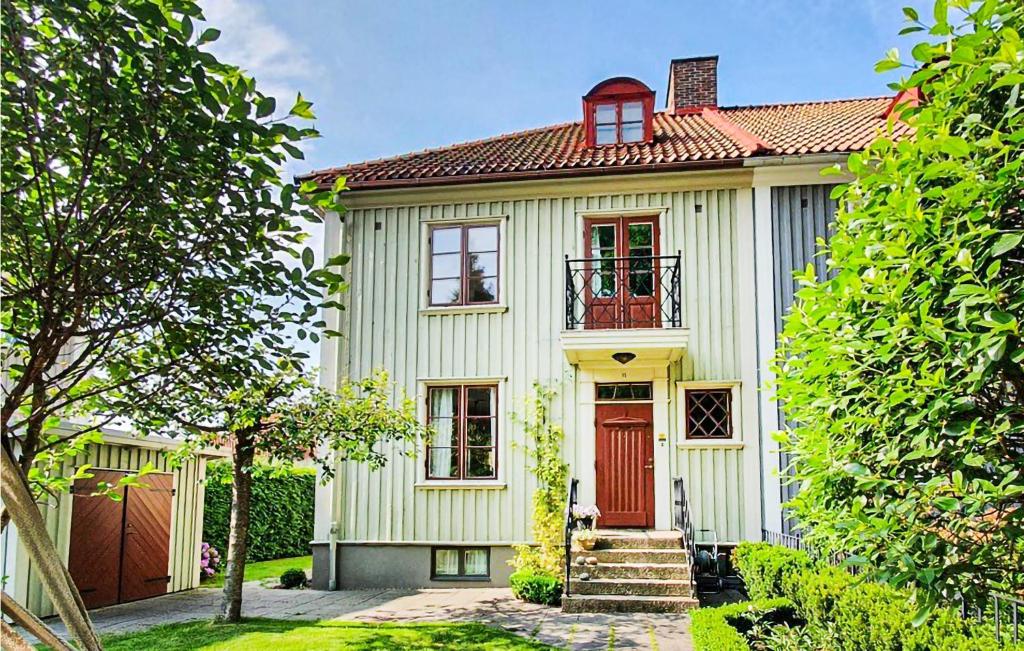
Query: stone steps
569 578 692 597
562 529 696 614
561 594 699 614
588 548 690 564
569 561 690 581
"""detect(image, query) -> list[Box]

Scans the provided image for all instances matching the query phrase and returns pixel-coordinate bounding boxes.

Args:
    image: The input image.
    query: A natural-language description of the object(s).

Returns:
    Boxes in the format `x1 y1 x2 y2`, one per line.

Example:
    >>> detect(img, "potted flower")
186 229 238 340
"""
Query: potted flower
573 528 598 551
572 504 601 530
199 542 221 580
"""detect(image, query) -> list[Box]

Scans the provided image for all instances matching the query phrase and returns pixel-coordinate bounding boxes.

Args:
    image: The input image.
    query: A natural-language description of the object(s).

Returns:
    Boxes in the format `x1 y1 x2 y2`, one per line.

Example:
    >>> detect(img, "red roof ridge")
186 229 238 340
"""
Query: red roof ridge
699 107 771 155
718 94 893 112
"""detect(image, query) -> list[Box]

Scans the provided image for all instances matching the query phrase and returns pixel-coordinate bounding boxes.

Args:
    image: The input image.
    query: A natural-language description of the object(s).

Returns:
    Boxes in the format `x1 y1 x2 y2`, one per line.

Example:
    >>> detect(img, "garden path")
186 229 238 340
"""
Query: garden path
41 584 694 650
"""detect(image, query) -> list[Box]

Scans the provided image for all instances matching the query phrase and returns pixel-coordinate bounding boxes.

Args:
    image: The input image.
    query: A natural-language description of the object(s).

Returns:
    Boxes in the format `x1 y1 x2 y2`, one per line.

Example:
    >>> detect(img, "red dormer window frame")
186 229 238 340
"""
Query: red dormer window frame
583 77 655 148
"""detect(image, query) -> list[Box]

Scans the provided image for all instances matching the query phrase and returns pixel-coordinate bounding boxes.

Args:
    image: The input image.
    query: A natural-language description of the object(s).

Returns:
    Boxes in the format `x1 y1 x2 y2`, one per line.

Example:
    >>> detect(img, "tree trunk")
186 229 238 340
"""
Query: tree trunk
219 438 255 622
0 447 102 650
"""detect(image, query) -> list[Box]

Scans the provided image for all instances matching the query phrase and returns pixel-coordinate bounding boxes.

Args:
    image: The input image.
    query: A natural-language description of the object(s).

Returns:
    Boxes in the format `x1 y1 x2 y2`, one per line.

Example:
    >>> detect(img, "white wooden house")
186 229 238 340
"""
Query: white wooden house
301 56 908 611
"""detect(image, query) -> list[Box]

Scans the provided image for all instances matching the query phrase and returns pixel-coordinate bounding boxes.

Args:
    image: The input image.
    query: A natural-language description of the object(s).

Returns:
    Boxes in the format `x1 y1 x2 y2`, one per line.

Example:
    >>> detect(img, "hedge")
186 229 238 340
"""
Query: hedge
203 462 315 563
691 598 796 651
696 542 1023 651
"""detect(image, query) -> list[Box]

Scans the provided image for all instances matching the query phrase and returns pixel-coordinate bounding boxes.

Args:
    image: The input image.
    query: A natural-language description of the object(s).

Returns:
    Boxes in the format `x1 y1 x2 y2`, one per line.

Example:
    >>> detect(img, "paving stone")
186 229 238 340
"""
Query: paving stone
26 583 693 649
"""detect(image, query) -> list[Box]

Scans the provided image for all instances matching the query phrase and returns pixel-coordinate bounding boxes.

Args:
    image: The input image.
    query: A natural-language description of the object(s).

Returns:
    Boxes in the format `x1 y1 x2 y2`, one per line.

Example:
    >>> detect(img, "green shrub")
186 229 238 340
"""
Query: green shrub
508 570 562 606
203 461 315 562
279 568 308 589
732 544 1021 651
732 542 815 601
691 598 797 651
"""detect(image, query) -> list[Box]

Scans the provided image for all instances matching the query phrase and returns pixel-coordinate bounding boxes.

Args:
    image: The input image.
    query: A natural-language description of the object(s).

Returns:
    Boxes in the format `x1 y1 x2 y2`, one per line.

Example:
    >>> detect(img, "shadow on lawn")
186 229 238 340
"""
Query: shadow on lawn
99 618 554 651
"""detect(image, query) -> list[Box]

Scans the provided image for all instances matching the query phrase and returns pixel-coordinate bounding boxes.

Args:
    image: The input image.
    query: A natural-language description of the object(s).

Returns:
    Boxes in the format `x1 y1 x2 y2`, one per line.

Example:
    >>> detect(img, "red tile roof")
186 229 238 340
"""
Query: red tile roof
301 96 910 190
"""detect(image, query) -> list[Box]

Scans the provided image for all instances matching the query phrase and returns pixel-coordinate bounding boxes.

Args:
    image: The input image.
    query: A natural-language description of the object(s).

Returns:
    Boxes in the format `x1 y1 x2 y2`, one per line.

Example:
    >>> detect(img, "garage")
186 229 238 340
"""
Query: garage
0 428 226 617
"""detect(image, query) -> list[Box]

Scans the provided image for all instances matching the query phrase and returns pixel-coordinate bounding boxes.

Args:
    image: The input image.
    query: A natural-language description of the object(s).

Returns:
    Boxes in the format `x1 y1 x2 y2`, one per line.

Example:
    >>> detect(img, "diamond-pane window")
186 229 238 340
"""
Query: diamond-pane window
685 389 733 439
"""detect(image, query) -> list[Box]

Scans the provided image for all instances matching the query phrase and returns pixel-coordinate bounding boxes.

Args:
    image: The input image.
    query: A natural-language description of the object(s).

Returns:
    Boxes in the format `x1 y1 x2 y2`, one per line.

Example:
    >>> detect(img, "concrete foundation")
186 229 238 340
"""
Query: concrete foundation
312 543 515 590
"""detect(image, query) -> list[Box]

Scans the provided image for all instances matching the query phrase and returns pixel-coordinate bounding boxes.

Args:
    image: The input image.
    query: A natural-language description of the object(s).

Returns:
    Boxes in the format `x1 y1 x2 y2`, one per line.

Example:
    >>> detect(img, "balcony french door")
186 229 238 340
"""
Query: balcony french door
583 216 661 329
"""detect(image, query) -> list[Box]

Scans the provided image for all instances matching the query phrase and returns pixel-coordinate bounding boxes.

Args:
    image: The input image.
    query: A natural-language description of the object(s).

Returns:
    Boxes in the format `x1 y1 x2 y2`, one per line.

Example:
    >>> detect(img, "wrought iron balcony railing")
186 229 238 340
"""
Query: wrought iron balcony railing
564 253 681 330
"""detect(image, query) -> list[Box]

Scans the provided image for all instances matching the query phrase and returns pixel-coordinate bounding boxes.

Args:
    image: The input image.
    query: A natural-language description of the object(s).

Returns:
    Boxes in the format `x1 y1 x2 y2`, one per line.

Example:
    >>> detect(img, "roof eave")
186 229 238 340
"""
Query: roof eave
315 158 749 193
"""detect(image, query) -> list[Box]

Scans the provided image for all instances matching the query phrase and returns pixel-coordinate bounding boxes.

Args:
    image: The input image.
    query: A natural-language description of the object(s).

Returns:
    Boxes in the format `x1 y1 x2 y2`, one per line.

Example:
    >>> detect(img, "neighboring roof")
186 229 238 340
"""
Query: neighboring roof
300 96 910 191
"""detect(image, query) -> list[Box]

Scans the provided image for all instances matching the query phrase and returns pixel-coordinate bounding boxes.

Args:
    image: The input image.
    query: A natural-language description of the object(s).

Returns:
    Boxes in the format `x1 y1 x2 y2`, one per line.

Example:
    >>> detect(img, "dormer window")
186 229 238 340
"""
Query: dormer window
583 77 655 148
594 101 645 145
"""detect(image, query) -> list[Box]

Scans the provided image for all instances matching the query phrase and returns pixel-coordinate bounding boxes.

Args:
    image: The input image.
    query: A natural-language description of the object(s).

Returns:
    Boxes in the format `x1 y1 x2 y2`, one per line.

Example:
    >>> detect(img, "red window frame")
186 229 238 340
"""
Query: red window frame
428 223 500 307
425 384 498 480
592 99 647 146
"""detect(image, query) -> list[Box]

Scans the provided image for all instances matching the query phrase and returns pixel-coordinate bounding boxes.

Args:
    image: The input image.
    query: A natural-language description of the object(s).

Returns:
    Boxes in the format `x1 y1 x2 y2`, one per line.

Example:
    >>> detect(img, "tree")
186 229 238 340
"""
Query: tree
127 366 426 622
772 0 1023 612
1 0 343 646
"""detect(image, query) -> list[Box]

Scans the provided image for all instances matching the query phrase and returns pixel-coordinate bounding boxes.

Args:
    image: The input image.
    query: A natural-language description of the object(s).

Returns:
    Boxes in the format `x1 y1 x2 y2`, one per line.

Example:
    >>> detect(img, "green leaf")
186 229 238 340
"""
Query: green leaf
256 97 276 118
991 233 1022 256
939 136 970 157
289 92 315 119
197 28 221 45
933 497 959 511
301 247 314 271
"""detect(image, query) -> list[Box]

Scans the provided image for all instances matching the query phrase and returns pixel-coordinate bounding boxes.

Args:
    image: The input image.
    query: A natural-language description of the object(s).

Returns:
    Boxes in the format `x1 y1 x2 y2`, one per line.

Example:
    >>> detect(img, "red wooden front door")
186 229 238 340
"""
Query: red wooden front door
595 403 655 527
584 216 661 329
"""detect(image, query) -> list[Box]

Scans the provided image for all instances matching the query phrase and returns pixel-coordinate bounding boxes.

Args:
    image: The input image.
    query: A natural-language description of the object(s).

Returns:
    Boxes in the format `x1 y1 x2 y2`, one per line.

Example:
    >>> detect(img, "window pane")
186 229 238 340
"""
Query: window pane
686 390 732 439
428 447 460 478
597 383 653 401
468 276 497 303
467 226 498 252
622 101 643 122
628 223 653 248
466 419 494 446
466 448 495 478
430 388 459 419
621 122 643 143
434 549 459 576
590 224 616 255
432 252 461 279
595 125 616 145
464 549 488 576
466 388 494 416
431 279 461 305
595 104 616 125
468 252 497 278
432 227 461 254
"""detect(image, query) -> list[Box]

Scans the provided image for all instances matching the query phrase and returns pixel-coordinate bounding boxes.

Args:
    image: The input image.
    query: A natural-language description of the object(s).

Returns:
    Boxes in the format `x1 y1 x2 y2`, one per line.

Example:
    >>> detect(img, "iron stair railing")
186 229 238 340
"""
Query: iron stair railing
672 477 698 597
563 477 579 596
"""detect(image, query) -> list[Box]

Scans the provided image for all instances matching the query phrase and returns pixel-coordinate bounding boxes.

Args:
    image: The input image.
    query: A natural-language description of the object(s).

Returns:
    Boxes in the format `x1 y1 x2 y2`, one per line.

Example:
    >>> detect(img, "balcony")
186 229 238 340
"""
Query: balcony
561 253 689 367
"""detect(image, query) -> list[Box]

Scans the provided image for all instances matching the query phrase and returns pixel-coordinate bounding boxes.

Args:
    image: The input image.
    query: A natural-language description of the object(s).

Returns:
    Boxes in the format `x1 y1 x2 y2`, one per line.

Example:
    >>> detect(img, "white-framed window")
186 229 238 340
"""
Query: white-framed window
677 381 742 446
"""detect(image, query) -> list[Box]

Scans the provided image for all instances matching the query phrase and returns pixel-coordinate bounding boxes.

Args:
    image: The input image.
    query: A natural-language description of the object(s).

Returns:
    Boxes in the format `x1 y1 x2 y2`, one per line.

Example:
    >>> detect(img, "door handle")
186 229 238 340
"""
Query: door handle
644 463 654 470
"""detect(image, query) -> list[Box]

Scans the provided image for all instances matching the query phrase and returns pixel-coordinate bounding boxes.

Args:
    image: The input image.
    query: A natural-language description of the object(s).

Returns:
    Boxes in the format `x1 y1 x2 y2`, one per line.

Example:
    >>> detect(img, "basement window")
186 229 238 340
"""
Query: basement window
432 547 490 580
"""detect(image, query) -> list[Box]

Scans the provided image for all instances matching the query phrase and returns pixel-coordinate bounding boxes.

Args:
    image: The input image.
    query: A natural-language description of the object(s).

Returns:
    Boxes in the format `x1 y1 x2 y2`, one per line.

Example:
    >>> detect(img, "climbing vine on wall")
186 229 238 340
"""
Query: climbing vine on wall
510 382 569 576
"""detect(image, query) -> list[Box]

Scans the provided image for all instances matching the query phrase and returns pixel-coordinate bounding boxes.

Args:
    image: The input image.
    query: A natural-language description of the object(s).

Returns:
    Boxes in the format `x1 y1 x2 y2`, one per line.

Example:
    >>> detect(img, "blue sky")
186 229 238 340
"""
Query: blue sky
203 0 931 178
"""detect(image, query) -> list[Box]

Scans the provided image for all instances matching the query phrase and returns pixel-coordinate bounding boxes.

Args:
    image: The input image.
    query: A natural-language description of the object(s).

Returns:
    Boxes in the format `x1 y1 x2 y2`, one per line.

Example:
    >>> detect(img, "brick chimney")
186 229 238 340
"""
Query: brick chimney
667 56 718 114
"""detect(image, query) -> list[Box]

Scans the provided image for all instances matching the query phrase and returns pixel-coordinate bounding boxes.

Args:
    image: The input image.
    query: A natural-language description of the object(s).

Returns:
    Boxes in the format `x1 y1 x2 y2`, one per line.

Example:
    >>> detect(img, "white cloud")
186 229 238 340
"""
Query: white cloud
199 0 318 107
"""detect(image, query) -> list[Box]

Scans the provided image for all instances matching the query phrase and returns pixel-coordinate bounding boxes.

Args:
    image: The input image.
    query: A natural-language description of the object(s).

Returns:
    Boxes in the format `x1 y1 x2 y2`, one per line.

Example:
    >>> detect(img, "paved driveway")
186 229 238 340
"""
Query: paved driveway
47 584 694 650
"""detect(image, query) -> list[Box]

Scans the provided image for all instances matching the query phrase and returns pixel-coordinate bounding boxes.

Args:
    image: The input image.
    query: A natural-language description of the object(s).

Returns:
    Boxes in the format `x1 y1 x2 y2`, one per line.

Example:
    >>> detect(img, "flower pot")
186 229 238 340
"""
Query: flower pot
575 536 597 551
574 516 594 530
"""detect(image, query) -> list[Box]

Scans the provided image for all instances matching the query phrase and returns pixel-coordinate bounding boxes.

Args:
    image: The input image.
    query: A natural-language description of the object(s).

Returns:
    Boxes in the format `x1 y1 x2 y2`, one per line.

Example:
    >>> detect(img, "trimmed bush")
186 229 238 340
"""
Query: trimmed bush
731 542 815 601
509 570 562 606
279 568 308 589
691 598 797 651
203 462 315 563
729 543 1020 651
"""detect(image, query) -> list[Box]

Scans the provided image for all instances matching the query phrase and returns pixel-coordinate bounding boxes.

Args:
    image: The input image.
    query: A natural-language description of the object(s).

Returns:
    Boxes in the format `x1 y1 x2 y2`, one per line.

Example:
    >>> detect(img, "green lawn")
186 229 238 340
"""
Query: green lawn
98 619 555 650
201 555 312 588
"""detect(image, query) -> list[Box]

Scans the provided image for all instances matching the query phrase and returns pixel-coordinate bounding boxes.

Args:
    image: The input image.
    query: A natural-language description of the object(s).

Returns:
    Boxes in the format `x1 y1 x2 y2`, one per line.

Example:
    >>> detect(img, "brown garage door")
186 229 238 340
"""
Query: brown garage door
68 471 174 609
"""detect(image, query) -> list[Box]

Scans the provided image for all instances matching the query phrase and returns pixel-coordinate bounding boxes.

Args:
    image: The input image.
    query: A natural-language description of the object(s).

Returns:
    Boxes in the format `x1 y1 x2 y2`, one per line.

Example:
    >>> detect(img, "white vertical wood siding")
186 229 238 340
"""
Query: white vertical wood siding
333 187 746 543
2 442 207 617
